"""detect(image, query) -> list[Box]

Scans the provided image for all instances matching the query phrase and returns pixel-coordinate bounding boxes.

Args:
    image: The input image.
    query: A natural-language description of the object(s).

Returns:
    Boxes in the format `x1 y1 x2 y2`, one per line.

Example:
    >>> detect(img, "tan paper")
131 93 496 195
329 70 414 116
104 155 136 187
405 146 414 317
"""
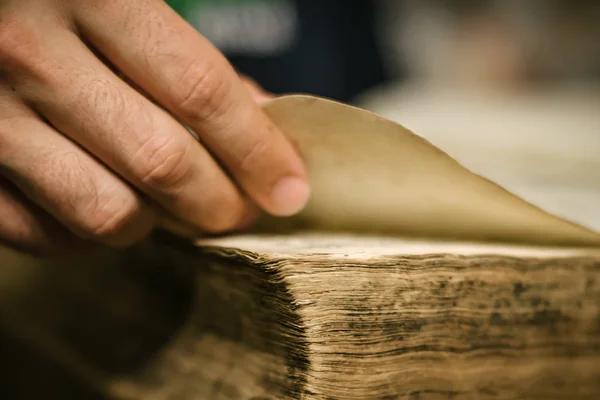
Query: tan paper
251 95 600 246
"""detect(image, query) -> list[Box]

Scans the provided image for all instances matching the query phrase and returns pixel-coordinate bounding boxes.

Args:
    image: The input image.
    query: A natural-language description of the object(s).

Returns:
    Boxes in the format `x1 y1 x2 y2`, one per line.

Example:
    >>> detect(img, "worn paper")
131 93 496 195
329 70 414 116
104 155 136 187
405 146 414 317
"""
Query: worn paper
245 95 600 246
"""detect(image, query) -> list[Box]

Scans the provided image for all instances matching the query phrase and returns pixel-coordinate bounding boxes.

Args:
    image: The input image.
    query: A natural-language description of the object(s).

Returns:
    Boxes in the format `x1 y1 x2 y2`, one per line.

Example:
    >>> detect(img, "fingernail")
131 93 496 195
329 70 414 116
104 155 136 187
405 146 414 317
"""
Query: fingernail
270 177 310 216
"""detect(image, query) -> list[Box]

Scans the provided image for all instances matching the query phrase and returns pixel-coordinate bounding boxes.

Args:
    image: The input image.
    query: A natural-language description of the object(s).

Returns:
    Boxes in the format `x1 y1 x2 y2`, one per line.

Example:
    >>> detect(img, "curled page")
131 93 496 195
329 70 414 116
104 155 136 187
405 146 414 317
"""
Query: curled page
252 95 600 246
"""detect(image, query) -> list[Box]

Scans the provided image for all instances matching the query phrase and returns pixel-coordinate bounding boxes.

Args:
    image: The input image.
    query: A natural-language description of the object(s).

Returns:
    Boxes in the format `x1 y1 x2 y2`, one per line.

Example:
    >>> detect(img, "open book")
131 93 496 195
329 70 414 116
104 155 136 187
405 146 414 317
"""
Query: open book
1 95 599 400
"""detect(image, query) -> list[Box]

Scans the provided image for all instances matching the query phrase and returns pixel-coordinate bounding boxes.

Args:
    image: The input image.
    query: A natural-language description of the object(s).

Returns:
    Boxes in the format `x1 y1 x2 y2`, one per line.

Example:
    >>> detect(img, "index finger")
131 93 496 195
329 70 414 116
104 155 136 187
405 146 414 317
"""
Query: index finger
73 0 310 217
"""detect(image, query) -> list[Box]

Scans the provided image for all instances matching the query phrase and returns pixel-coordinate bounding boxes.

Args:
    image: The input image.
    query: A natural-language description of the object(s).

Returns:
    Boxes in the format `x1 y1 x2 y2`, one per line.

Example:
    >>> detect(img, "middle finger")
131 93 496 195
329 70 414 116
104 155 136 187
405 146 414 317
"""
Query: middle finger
16 27 255 233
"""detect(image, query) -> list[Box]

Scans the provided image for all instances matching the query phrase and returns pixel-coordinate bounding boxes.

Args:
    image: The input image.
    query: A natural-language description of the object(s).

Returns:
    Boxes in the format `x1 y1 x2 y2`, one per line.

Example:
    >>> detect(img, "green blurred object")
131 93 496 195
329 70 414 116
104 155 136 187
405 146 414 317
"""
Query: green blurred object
167 0 265 17
165 0 194 16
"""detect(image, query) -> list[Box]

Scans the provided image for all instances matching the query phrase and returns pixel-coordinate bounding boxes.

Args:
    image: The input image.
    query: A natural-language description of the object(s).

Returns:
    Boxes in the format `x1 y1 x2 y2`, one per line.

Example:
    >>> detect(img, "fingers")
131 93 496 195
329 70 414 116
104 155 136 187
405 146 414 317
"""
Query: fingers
239 75 275 103
12 27 256 233
73 0 310 216
0 178 79 256
0 99 155 247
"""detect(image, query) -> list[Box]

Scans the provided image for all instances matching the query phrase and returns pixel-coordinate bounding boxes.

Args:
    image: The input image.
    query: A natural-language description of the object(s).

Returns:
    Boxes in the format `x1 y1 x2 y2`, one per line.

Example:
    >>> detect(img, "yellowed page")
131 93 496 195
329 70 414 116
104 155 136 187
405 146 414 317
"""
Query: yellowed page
252 95 600 246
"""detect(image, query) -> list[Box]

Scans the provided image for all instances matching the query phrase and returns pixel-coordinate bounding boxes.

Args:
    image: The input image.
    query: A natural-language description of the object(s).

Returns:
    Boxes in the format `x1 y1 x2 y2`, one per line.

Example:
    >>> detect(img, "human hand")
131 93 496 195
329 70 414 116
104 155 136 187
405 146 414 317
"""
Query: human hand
0 0 309 256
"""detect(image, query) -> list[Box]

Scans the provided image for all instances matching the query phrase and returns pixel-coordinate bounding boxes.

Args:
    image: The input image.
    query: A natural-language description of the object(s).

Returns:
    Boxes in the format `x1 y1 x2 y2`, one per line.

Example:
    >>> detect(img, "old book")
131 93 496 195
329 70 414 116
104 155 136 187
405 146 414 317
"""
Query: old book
1 95 600 400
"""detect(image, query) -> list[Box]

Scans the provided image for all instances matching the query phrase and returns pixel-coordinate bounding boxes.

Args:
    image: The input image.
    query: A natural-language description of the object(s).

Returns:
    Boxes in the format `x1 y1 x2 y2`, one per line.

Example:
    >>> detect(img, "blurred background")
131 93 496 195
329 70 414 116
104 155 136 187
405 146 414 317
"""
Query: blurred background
168 0 600 100
2 0 600 398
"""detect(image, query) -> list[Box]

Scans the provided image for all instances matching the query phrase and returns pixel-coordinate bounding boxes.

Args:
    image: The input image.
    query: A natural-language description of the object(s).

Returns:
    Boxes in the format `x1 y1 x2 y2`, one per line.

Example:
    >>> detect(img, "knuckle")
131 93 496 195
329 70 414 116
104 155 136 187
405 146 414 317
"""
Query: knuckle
80 190 139 240
135 135 192 190
238 138 270 173
173 61 233 122
80 77 128 128
0 14 45 80
76 77 155 146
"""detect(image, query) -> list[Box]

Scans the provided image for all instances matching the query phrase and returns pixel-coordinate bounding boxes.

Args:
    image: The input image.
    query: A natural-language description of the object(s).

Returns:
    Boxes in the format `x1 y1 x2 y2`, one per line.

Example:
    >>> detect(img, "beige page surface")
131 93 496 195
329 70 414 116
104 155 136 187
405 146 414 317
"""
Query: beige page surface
249 95 600 246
